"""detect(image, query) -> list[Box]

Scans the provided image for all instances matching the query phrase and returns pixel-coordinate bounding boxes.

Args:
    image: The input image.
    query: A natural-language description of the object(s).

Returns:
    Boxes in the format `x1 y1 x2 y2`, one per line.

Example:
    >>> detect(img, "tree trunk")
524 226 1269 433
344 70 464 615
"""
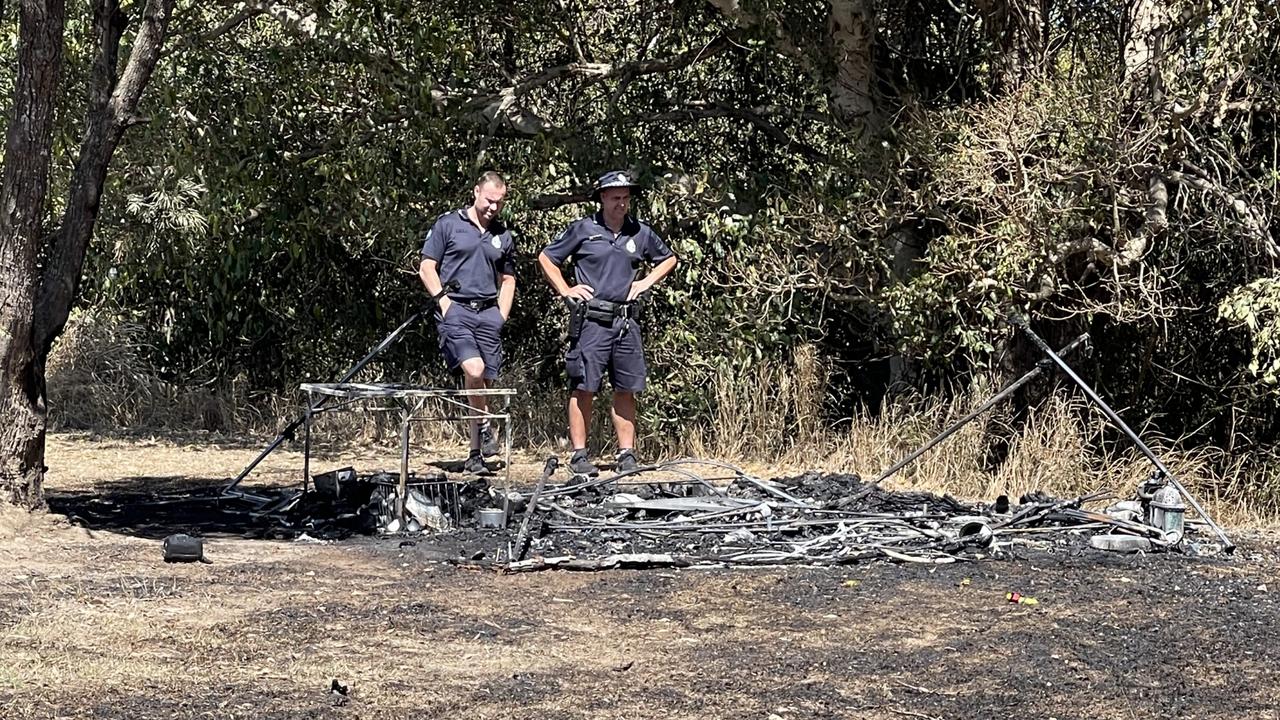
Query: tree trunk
0 0 66 508
1 0 174 509
707 0 879 133
973 0 1046 92
1118 0 1170 266
885 228 923 392
1124 0 1168 98
36 0 175 353
826 0 876 128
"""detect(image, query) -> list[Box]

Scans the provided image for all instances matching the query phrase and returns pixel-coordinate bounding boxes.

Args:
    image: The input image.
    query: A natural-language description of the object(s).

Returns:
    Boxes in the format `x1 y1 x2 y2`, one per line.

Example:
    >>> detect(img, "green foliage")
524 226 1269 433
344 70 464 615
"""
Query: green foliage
1221 278 1280 386
7 0 1280 468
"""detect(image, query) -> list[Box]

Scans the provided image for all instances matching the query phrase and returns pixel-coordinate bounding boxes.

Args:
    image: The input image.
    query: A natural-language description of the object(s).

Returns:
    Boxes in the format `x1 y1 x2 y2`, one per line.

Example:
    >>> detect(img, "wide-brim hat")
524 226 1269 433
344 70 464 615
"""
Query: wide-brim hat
590 170 643 201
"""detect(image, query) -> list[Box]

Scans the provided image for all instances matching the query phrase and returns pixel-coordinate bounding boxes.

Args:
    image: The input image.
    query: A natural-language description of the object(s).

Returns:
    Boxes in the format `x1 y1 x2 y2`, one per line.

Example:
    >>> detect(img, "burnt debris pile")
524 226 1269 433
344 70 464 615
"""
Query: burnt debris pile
228 468 497 540
229 458 1225 571
502 461 1218 572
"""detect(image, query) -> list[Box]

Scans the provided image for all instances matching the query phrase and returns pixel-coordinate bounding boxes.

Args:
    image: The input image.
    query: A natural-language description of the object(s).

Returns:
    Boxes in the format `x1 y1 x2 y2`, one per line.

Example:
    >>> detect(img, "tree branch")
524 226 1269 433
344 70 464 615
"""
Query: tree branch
438 35 733 135
621 100 835 165
87 0 127 114
528 191 592 211
1117 173 1168 267
109 0 178 117
1166 163 1277 258
181 2 268 48
35 0 178 352
705 0 799 54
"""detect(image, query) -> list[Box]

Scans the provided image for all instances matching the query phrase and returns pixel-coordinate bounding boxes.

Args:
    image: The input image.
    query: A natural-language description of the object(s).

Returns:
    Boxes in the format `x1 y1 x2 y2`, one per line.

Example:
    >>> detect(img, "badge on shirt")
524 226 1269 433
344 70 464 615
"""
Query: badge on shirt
491 237 502 249
625 238 636 253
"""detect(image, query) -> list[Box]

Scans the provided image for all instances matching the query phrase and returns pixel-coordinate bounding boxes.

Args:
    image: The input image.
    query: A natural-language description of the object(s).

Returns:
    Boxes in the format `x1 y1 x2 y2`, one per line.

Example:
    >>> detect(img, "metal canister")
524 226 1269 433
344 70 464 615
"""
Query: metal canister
957 519 994 547
1148 485 1187 542
476 508 506 528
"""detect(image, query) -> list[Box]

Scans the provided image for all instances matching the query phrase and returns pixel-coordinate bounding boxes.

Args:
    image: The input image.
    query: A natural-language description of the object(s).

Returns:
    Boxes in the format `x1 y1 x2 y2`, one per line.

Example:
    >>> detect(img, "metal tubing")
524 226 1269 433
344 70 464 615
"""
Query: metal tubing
398 405 411 526
874 333 1090 484
221 306 429 495
302 391 313 492
1011 316 1234 552
513 457 559 561
503 393 514 496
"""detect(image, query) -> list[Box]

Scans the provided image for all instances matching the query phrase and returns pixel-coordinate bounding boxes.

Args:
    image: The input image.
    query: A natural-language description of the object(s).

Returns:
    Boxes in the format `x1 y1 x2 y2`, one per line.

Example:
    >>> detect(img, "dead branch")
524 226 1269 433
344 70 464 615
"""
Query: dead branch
1165 163 1277 258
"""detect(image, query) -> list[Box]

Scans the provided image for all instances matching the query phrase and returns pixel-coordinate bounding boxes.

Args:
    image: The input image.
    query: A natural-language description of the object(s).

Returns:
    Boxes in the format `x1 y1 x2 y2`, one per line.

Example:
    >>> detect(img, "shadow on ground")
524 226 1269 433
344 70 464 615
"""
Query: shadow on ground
46 475 290 539
44 473 510 557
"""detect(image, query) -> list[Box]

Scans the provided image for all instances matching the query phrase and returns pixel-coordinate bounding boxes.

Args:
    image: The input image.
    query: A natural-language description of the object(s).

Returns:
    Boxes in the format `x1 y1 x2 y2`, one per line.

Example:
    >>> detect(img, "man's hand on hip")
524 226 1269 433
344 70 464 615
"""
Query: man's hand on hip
564 284 596 302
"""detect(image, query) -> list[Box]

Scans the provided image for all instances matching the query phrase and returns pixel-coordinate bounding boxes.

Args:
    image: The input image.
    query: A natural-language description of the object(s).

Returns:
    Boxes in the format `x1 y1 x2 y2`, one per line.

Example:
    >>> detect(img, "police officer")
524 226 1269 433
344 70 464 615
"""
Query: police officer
538 171 678 475
419 171 516 474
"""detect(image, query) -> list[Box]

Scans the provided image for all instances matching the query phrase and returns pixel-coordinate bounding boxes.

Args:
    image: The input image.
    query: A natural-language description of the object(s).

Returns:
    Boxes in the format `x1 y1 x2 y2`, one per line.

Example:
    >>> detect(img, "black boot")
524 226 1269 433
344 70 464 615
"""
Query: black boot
569 449 598 477
616 449 639 472
463 449 486 474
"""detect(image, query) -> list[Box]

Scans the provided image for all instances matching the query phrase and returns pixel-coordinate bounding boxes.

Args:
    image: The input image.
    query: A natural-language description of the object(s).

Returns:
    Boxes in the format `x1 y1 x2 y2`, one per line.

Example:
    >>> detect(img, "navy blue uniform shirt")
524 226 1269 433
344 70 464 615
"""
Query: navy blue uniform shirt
421 210 516 300
542 213 674 303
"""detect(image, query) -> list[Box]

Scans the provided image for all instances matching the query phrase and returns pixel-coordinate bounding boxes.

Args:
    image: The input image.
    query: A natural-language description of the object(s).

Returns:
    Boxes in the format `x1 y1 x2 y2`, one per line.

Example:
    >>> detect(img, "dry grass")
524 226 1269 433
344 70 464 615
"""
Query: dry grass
47 310 250 432
684 344 827 460
688 353 1280 527
48 315 1280 525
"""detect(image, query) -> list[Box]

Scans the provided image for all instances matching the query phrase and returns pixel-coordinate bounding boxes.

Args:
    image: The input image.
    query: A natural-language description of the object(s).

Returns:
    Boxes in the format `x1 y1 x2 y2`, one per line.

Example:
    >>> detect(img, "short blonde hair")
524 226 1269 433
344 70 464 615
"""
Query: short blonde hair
475 171 507 189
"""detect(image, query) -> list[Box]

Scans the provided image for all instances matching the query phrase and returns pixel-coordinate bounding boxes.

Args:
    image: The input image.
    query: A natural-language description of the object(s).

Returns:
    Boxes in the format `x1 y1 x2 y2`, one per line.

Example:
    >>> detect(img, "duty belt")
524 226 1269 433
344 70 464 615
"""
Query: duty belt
450 296 498 311
584 298 639 323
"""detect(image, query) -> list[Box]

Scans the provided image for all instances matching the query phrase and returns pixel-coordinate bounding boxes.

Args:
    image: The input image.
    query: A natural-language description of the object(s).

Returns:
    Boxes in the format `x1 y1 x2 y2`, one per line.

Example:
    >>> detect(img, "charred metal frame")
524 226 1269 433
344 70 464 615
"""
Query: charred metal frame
298 382 516 525
221 308 432 499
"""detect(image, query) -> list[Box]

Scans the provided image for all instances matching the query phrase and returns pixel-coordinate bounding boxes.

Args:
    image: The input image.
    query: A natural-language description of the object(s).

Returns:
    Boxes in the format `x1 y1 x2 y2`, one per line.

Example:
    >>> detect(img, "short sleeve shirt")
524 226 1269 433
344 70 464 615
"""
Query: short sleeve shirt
420 210 516 299
541 213 674 303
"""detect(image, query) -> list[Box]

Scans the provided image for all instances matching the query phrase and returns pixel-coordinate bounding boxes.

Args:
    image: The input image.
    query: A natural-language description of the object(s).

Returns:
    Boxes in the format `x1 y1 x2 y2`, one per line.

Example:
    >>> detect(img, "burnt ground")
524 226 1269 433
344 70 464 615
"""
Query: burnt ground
2 434 1279 719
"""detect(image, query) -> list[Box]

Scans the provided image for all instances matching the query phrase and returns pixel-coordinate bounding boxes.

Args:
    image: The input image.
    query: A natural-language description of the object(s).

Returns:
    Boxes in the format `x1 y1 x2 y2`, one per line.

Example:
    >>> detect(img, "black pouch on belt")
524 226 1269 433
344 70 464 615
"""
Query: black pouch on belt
585 299 621 323
628 294 645 323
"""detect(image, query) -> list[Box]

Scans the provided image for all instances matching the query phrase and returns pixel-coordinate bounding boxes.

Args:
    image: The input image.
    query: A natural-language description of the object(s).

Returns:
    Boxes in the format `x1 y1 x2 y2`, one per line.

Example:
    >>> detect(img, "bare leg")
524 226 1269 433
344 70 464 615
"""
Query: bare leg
460 358 488 450
611 391 636 450
568 390 593 450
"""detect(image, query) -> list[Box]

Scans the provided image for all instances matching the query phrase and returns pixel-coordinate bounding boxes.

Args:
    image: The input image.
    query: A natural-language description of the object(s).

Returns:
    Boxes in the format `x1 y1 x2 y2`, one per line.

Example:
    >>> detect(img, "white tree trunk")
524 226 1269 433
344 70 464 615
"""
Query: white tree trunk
1124 0 1169 95
827 0 876 125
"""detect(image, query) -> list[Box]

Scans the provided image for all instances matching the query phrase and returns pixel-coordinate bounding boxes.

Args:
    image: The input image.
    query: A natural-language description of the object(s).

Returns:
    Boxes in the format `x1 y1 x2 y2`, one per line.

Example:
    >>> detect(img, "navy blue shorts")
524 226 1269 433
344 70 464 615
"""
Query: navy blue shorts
436 304 504 379
566 318 646 393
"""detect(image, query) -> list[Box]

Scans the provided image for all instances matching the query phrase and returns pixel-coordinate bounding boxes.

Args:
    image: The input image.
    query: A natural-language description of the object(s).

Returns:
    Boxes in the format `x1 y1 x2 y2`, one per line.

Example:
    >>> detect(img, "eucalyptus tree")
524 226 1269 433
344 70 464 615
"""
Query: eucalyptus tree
1 0 176 507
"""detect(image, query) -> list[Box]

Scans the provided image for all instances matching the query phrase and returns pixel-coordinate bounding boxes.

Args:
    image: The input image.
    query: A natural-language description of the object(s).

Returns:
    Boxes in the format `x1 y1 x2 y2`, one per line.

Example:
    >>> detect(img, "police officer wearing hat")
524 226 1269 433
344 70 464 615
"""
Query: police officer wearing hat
419 171 516 474
538 170 679 475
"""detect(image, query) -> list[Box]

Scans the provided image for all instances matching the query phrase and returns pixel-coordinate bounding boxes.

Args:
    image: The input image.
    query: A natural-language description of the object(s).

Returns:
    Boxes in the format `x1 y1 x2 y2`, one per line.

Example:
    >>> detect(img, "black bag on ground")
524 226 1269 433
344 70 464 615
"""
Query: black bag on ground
163 533 204 563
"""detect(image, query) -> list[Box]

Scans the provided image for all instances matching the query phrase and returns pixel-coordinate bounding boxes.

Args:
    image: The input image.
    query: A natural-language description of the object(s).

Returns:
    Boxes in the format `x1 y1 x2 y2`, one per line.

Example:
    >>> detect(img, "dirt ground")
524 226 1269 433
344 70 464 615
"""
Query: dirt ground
3 432 1280 719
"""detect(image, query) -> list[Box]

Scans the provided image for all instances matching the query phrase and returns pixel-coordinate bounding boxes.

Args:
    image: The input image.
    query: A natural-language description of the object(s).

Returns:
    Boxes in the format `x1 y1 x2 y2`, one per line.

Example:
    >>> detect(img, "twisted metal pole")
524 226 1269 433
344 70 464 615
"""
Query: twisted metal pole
1010 315 1233 552
874 334 1091 484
